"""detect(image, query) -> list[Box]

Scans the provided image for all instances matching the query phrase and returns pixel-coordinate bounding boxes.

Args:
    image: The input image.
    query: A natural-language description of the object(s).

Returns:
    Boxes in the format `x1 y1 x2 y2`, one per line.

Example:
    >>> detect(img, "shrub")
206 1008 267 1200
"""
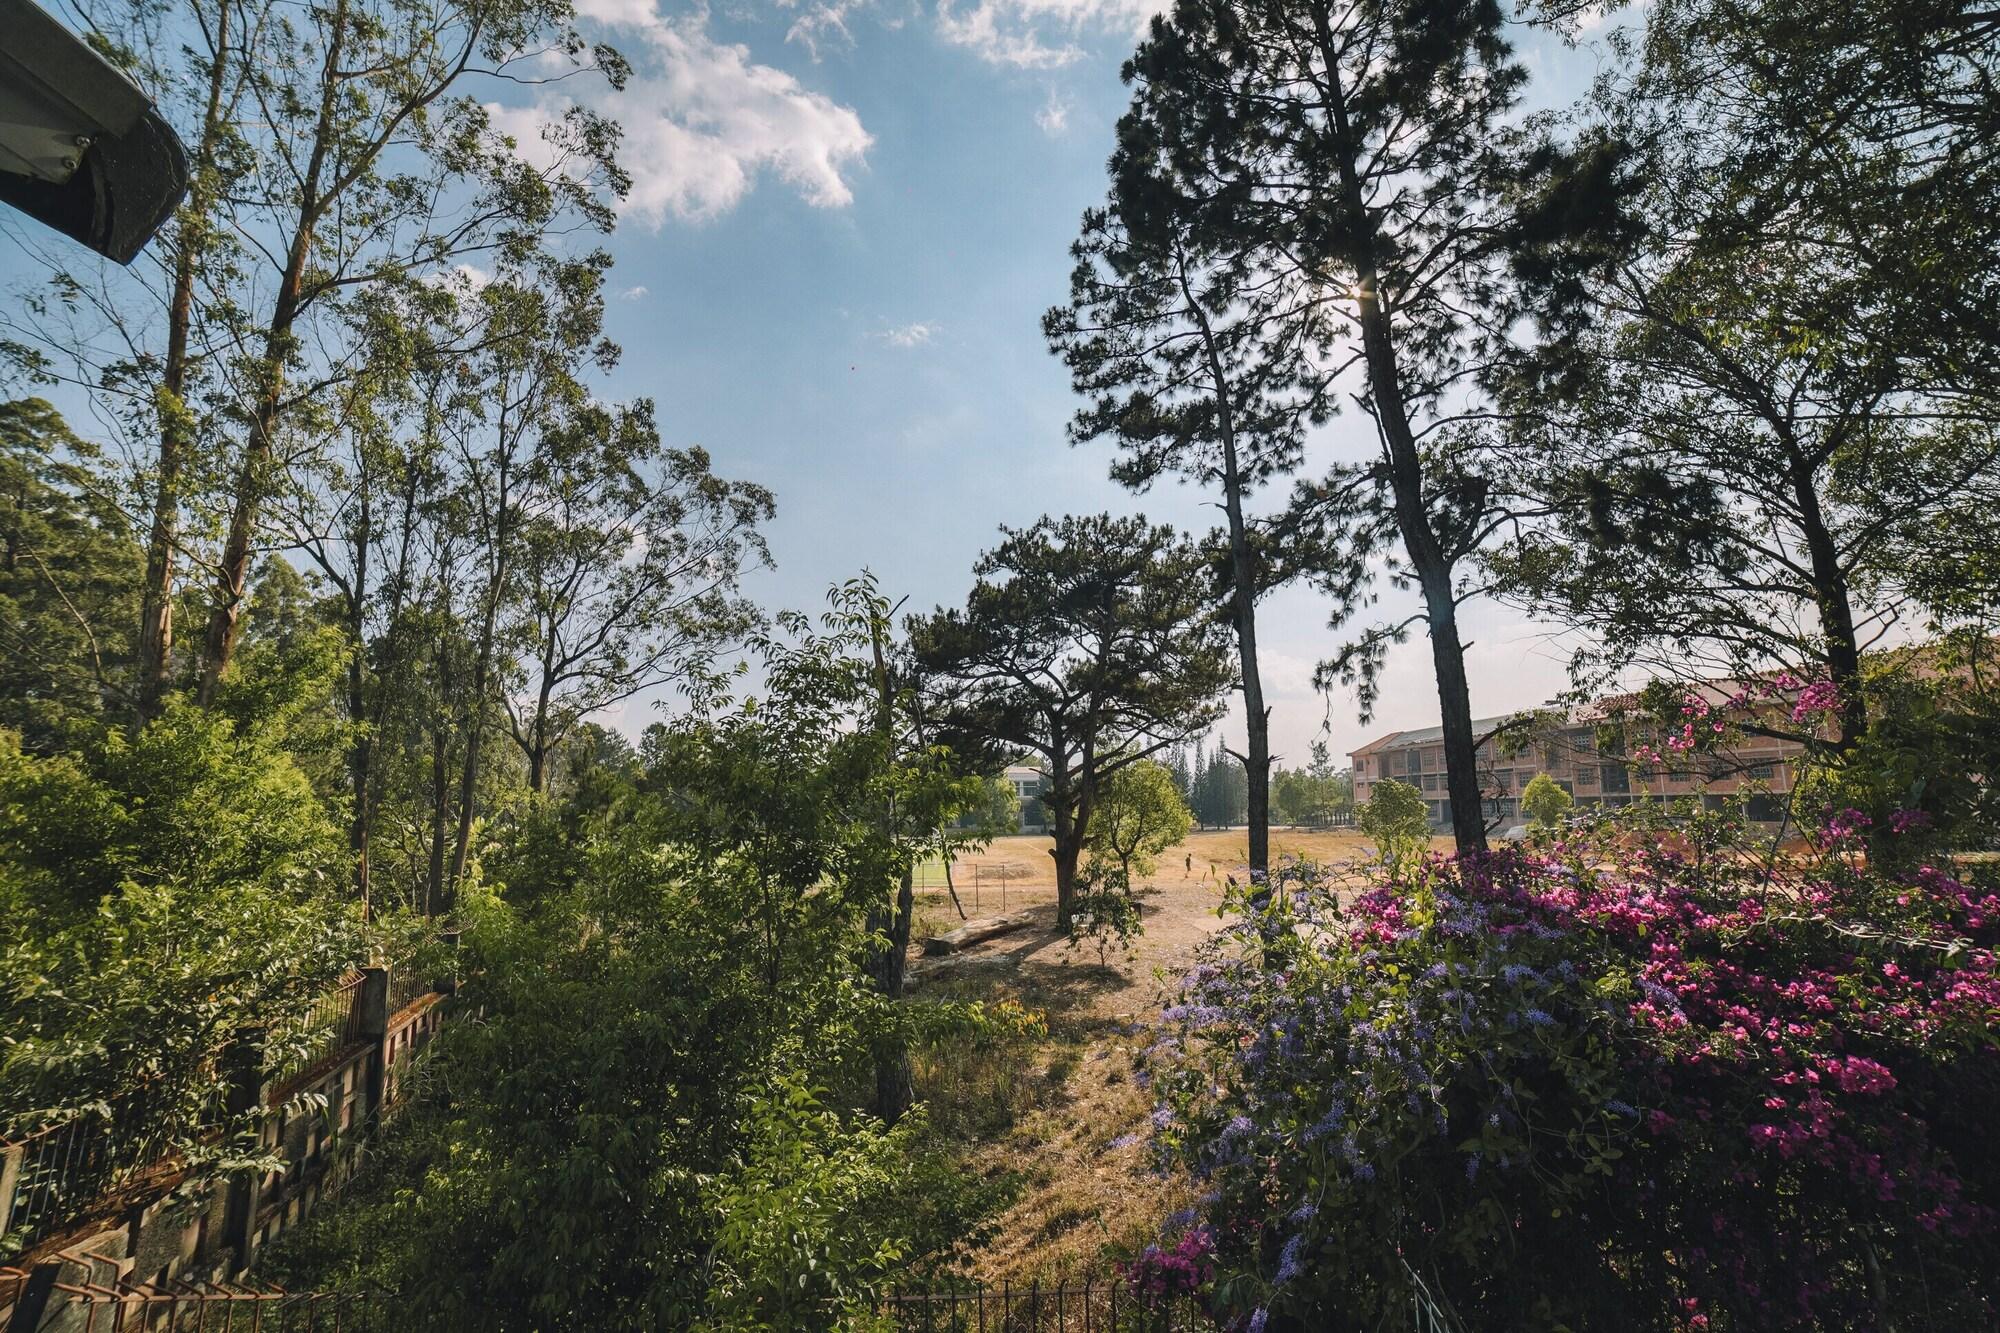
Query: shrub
1141 813 2000 1331
0 706 360 1165
1519 772 1572 829
1357 778 1431 876
1068 862 1145 966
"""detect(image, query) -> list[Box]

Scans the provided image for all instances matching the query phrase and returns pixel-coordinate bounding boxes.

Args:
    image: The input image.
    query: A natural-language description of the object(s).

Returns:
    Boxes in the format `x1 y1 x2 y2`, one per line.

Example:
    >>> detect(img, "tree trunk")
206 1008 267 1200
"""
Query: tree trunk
197 0 349 703
449 632 493 896
1313 12 1487 851
137 0 233 724
866 617 915 1122
450 436 513 894
427 721 450 916
1048 769 1090 928
1787 454 1868 748
1180 255 1271 880
869 866 917 1123
347 607 372 915
526 671 555 794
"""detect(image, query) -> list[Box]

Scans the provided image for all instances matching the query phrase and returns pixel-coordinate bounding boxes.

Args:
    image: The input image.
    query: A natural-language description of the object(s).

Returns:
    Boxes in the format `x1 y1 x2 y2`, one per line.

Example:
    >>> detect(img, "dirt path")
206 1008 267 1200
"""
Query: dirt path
902 830 1426 1280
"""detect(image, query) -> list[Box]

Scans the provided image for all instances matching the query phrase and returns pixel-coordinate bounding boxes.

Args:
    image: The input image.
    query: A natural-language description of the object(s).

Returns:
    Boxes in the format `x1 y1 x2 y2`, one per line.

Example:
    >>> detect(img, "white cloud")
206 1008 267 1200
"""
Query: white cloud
935 0 1165 69
782 0 865 58
492 8 871 225
1035 88 1070 135
882 321 939 347
619 284 650 300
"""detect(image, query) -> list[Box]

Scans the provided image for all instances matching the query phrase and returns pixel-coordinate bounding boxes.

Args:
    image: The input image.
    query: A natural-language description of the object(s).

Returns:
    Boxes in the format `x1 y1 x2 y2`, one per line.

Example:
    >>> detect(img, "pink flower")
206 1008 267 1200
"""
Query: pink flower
1790 680 1840 723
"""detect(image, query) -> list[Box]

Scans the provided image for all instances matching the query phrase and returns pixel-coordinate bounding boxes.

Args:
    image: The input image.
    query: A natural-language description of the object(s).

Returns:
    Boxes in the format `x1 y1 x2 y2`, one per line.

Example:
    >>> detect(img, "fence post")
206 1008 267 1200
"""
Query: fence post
439 928 463 995
357 966 391 1131
4 1262 59 1333
221 1026 266 1275
0 1139 22 1238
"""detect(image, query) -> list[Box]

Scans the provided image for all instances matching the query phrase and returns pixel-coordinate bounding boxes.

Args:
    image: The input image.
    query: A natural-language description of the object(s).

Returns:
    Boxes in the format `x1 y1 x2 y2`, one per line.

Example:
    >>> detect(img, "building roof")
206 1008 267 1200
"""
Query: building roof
1350 715 1519 758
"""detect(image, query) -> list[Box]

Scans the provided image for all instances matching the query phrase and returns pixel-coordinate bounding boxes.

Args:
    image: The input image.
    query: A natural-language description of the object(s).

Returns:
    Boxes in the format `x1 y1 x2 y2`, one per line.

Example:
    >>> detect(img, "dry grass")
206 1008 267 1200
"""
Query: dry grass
899 828 1451 1281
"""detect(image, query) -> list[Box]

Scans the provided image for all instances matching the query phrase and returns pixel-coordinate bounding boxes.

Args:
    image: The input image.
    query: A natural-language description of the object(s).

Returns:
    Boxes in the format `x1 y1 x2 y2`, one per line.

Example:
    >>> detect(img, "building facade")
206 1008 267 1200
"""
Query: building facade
1004 763 1051 833
1351 706 1808 831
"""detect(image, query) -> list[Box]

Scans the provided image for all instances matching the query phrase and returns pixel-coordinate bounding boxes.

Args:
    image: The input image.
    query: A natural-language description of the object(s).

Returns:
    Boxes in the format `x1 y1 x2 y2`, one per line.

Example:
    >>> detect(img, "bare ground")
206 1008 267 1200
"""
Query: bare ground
903 829 1442 1281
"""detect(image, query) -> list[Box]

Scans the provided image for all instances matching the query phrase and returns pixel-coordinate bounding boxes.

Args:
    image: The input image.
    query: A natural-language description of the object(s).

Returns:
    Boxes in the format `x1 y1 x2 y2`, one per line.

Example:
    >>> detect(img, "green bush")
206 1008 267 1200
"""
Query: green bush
1520 772 1573 829
1357 778 1430 875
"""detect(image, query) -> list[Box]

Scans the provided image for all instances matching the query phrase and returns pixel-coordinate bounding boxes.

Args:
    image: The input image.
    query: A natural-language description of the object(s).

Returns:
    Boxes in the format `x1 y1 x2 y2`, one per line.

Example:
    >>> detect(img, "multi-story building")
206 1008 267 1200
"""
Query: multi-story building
1004 763 1051 833
1351 702 1809 831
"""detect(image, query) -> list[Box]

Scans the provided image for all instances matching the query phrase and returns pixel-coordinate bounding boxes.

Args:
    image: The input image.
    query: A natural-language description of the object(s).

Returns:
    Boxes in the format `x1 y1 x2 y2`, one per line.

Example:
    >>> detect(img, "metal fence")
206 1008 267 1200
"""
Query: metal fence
1 1089 186 1251
870 1279 1209 1332
2 1266 392 1333
384 965 429 1020
266 976 368 1089
870 1266 1465 1333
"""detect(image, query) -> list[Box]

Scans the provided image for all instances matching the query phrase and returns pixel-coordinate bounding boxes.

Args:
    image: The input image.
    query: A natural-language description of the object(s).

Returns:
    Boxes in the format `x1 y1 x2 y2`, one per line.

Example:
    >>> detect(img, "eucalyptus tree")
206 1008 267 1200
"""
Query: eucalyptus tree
270 288 467 909
1046 112 1331 880
1113 0 1573 849
443 250 617 902
124 0 270 721
188 0 626 701
907 514 1233 925
0 0 624 718
502 423 774 795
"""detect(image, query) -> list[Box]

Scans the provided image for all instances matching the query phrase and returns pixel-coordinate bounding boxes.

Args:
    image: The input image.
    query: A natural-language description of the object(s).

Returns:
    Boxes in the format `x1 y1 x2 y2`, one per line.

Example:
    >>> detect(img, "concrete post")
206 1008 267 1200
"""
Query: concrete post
4 1262 59 1333
439 928 462 995
357 966 390 1128
0 1139 23 1238
220 1027 266 1274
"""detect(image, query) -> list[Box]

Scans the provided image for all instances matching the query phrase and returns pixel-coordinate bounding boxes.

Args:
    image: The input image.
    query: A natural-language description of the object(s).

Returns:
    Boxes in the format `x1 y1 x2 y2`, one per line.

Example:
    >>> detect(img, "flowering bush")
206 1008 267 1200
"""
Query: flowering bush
1141 812 2000 1330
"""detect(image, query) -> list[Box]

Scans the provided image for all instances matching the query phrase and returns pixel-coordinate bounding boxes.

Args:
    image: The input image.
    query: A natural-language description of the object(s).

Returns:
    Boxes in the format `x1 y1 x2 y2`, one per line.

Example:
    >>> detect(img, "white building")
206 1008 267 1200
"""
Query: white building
1004 764 1049 833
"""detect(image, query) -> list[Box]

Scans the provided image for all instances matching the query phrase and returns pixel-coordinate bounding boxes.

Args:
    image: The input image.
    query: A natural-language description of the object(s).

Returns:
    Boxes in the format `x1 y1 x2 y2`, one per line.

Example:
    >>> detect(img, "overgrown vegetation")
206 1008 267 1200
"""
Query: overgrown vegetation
2 0 1996 1324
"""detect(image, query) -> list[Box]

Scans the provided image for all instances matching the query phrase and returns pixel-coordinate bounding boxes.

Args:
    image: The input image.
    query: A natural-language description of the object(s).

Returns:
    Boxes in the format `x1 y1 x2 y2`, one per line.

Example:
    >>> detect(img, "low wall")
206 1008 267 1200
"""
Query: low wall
1 968 449 1332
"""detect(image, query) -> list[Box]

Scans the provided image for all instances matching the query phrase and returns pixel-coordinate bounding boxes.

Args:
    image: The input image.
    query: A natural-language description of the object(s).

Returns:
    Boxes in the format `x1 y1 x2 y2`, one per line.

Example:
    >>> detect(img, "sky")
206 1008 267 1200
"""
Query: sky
11 0 1635 769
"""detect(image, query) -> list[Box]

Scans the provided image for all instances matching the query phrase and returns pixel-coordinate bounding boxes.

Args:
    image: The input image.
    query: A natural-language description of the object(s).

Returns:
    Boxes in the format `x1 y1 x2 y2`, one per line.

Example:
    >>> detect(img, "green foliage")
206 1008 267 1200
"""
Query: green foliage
0 400 141 744
268 590 1009 1327
1066 862 1146 967
1520 772 1574 830
704 1077 925 1330
1792 635 2000 861
1357 778 1430 876
0 701 360 1153
1273 765 1351 827
1086 759 1192 878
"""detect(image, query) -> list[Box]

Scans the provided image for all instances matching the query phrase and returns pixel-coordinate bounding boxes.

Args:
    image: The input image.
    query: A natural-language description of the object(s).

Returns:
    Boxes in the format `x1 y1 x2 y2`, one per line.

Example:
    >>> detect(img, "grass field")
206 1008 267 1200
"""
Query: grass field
900 826 1454 1280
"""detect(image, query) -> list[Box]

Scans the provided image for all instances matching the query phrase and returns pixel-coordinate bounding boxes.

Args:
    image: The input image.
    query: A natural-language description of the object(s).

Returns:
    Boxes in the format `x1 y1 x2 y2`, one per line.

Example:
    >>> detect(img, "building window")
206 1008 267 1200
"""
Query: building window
1601 764 1630 794
1405 750 1423 777
1747 759 1776 781
1422 774 1441 792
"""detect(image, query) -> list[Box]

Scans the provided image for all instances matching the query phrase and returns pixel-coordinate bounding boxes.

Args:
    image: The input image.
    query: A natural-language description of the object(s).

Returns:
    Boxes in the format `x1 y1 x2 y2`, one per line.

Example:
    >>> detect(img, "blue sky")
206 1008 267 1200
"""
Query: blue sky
6 0 1632 768
553 1 1629 765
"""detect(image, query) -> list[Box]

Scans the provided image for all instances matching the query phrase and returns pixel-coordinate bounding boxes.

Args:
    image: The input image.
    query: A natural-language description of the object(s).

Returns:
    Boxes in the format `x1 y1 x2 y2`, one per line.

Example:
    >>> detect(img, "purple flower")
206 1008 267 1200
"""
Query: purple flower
1275 1232 1307 1285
